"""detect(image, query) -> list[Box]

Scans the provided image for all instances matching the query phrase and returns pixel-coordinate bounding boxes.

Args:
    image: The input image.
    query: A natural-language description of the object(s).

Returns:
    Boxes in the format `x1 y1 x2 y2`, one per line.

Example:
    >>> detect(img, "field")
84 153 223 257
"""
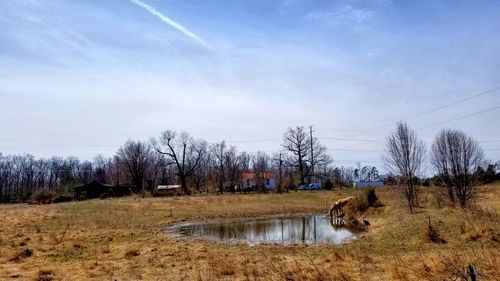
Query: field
0 184 499 281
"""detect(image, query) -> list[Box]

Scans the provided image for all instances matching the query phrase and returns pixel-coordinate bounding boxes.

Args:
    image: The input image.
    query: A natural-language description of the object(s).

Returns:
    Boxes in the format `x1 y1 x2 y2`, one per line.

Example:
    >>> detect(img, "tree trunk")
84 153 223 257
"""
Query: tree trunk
180 176 189 195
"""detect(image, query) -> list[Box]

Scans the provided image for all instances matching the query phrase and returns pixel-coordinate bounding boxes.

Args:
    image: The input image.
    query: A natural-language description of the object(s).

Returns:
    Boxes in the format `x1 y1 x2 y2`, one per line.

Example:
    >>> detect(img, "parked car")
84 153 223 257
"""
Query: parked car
297 183 321 190
308 183 321 190
297 184 310 190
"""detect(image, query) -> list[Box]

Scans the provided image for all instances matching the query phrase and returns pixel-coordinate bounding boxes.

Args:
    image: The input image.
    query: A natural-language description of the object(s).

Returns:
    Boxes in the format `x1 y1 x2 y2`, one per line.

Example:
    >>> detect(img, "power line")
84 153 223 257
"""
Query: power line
416 105 500 131
228 138 282 144
327 148 382 152
347 85 500 138
334 159 380 163
318 137 384 142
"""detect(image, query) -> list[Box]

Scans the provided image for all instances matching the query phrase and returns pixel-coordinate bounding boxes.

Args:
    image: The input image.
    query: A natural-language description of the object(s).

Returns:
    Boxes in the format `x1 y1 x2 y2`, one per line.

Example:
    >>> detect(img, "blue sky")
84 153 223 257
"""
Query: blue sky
1 0 500 169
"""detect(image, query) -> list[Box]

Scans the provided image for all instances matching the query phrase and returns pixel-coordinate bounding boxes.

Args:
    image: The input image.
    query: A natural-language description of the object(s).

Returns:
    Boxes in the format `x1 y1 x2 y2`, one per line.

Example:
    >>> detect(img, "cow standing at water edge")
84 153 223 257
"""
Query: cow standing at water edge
329 197 354 218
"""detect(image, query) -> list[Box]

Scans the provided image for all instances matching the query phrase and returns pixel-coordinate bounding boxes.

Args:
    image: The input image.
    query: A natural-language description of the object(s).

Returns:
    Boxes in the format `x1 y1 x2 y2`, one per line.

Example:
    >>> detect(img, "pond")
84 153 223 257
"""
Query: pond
170 214 355 245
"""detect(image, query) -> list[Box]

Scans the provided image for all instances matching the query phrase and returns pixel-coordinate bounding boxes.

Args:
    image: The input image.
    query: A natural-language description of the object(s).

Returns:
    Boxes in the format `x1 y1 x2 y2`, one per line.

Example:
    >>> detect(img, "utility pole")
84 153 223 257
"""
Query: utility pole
310 125 314 183
278 153 283 193
274 153 283 193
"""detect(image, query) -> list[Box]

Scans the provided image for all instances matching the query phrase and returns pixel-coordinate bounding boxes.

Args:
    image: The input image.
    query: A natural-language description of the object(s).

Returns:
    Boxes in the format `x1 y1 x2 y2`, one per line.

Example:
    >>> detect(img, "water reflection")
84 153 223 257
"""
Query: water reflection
174 214 355 245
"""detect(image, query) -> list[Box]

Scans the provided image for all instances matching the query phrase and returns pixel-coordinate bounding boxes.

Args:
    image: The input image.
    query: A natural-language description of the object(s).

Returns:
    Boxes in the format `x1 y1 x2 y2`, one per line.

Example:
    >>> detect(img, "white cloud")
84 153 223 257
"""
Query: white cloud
128 0 211 49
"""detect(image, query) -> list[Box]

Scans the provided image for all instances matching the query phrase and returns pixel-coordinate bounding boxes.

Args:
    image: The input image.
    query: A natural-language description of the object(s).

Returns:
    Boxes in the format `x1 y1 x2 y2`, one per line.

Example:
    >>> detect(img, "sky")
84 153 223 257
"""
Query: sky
1 0 500 171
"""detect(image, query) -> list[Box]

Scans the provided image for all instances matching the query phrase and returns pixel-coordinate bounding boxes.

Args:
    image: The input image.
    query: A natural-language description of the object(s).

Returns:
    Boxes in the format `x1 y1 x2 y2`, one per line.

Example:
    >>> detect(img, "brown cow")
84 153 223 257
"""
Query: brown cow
329 196 354 218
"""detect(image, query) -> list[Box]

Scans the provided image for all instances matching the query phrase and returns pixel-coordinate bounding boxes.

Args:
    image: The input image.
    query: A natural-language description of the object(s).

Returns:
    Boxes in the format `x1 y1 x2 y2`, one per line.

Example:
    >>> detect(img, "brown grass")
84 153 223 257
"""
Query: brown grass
0 184 498 280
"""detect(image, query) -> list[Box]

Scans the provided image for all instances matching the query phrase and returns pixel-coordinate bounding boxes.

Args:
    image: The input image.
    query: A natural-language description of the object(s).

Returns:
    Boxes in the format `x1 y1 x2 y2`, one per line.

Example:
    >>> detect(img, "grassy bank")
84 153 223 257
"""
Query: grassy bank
0 184 498 280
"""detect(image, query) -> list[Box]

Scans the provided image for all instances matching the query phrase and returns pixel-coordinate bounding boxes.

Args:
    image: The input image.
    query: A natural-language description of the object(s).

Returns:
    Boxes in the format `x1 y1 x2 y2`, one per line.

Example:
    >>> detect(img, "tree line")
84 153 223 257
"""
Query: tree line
0 125 498 203
0 127 343 201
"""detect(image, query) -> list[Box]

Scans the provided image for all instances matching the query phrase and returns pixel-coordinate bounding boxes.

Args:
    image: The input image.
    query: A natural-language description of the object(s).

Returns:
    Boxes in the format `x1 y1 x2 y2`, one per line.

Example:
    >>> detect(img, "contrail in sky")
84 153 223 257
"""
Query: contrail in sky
128 0 211 48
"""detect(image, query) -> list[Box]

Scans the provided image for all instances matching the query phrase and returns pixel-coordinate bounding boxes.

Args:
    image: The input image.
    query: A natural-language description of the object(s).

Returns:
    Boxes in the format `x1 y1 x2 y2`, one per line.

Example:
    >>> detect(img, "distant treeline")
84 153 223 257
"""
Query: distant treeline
1 126 499 203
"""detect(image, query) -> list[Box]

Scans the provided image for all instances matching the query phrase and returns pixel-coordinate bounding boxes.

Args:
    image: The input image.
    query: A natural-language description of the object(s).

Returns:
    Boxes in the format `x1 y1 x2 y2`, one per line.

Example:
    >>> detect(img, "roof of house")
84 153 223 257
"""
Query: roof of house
241 172 275 180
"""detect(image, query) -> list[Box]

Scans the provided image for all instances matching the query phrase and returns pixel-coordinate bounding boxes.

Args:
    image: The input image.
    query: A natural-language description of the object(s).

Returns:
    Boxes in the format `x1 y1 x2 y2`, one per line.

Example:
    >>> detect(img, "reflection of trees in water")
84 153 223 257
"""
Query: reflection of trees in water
181 215 355 245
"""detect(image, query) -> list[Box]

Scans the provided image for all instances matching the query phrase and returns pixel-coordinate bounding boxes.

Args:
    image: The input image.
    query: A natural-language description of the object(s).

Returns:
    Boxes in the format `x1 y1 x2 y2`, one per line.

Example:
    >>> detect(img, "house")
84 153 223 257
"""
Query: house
240 172 276 190
74 180 131 199
353 181 384 188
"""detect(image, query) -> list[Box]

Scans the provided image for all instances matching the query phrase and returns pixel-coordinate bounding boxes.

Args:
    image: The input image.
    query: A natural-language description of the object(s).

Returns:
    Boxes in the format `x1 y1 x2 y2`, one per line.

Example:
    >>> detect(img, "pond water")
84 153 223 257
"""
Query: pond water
171 214 355 245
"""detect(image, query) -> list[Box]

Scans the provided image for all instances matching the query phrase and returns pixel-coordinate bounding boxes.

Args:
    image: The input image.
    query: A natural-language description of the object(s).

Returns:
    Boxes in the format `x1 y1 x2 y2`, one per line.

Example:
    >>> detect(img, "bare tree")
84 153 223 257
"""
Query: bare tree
210 141 228 194
151 130 207 195
252 151 272 192
383 122 425 213
431 129 484 207
238 152 252 171
225 146 240 193
252 151 271 172
191 152 210 193
282 127 309 185
116 140 153 193
93 154 110 183
282 126 331 185
309 135 332 182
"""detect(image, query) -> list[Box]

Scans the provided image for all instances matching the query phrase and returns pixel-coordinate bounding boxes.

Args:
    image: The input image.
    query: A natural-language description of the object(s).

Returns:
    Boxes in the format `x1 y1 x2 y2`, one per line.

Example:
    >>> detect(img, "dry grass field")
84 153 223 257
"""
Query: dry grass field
0 184 499 281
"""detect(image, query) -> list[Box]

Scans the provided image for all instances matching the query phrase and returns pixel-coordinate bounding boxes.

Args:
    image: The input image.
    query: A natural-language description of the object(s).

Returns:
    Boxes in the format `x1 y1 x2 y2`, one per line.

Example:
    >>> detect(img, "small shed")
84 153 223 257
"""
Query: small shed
74 180 130 199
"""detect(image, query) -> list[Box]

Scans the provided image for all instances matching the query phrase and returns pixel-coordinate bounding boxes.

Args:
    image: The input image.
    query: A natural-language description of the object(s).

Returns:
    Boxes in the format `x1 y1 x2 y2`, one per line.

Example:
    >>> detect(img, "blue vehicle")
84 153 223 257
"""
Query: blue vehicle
297 184 309 190
298 183 321 190
308 183 321 190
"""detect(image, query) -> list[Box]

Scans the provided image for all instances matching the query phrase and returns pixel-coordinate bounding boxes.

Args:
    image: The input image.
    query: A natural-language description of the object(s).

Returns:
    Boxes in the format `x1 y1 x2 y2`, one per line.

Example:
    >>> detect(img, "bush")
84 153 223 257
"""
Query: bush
110 185 132 197
350 196 370 213
53 195 73 204
324 179 334 190
99 192 111 199
365 186 378 206
31 190 56 204
347 187 379 215
285 182 296 191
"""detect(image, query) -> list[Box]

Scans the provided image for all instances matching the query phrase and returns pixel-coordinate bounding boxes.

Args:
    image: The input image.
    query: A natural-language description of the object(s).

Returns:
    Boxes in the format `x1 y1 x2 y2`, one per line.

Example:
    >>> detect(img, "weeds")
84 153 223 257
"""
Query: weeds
35 269 55 281
1 186 499 280
54 224 69 244
426 216 446 244
9 248 33 262
125 248 140 258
